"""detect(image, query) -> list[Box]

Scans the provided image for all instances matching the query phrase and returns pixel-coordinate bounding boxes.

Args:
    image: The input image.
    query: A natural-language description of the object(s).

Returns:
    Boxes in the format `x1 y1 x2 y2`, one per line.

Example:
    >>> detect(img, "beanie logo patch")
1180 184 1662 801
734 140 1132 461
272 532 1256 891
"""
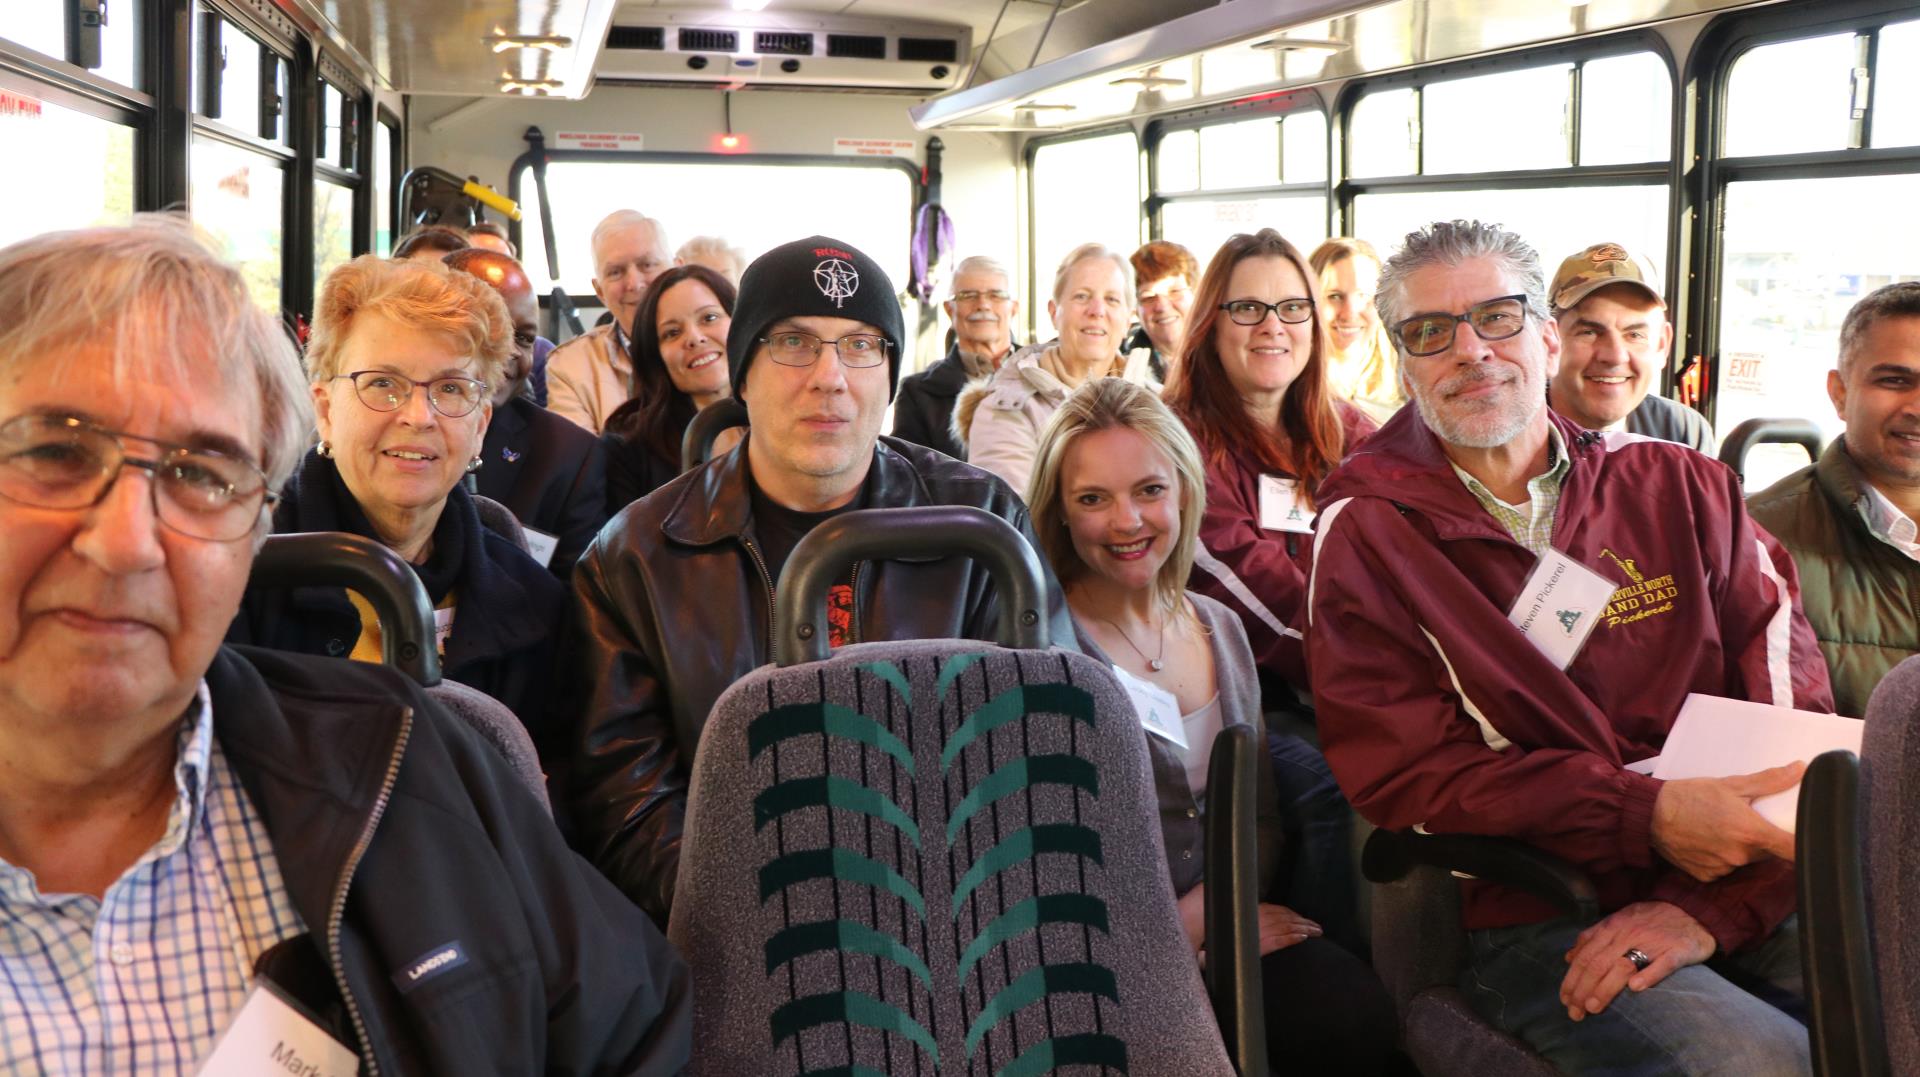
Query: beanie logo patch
814 258 860 308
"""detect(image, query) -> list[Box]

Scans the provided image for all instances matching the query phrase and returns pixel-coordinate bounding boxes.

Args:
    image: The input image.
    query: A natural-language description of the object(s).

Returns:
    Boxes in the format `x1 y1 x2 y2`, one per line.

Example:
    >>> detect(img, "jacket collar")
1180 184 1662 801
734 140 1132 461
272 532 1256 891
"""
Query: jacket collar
659 436 931 548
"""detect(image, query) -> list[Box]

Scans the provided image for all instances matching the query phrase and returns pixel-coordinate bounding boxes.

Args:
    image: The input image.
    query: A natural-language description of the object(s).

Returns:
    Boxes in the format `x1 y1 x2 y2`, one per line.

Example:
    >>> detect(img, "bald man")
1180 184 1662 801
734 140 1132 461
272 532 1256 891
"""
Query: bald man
447 248 609 578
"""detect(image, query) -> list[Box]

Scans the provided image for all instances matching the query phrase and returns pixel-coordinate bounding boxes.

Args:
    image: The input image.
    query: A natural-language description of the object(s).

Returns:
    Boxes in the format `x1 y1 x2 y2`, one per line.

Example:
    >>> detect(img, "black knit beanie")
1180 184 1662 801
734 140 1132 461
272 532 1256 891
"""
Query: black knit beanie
727 236 905 400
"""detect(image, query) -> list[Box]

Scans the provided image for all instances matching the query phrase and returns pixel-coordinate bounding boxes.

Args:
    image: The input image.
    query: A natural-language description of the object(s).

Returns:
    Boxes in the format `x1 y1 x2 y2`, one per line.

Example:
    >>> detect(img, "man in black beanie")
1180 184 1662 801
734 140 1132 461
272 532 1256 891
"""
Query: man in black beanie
566 236 1076 923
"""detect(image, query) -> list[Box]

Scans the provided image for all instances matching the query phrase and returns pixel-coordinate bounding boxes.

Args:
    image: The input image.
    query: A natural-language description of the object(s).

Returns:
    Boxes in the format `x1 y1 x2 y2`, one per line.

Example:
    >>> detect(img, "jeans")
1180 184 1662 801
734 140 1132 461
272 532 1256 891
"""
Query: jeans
1266 730 1365 956
1458 915 1810 1076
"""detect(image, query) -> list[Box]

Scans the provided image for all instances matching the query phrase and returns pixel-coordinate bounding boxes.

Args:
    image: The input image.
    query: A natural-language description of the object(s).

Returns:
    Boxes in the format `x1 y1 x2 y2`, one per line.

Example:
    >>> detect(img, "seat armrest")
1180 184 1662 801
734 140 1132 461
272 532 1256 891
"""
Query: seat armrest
1362 829 1599 922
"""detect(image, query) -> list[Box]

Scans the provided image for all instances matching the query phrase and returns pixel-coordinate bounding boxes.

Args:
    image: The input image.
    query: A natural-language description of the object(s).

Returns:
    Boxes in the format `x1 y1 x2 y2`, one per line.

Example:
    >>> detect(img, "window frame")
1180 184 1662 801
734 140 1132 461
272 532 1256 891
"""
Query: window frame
1685 0 1920 428
1144 88 1333 247
504 144 922 312
1022 122 1143 335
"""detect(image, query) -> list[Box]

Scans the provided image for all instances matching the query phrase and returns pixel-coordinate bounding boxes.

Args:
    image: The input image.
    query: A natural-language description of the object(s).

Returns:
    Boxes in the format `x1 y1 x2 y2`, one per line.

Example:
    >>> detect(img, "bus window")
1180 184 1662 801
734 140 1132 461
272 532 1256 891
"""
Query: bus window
191 136 284 312
1155 108 1327 258
1348 87 1416 177
0 94 135 250
1163 196 1326 265
1724 33 1858 158
1422 64 1572 174
374 118 397 256
0 5 137 86
1353 185 1668 270
314 179 353 285
1578 52 1672 165
1873 20 1920 148
320 82 346 166
1030 129 1141 319
518 157 913 306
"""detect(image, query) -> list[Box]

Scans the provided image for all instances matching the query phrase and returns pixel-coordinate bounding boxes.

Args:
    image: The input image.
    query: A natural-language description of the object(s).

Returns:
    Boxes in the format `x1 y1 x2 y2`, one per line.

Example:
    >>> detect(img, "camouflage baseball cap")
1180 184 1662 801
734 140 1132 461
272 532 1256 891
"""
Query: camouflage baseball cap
1549 242 1662 313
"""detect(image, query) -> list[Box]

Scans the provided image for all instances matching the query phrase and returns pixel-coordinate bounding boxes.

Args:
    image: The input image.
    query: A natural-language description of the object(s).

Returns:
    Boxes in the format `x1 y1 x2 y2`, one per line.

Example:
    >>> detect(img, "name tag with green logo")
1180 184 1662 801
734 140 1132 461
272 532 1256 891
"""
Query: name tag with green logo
1507 548 1615 670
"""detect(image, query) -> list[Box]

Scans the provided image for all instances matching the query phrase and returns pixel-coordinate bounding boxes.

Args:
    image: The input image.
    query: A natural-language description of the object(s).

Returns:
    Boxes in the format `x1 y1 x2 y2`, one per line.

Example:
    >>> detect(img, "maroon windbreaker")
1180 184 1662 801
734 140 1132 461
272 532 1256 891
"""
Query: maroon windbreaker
1305 407 1832 952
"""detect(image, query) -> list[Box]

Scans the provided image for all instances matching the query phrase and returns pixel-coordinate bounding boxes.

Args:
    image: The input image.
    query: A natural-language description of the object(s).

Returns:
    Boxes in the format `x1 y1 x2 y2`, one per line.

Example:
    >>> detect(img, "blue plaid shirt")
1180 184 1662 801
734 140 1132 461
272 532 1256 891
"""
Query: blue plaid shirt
0 683 307 1075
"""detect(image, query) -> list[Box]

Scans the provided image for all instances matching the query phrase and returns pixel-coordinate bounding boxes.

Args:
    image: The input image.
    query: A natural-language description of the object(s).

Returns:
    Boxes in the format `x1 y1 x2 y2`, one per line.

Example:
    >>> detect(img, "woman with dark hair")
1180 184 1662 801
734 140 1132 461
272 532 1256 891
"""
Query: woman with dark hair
1164 228 1375 693
601 263 738 512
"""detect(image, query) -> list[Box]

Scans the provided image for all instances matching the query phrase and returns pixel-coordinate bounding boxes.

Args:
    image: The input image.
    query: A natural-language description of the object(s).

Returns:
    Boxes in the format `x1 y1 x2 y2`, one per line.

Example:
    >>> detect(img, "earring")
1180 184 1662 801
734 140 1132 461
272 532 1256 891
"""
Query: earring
316 440 332 458
466 455 483 473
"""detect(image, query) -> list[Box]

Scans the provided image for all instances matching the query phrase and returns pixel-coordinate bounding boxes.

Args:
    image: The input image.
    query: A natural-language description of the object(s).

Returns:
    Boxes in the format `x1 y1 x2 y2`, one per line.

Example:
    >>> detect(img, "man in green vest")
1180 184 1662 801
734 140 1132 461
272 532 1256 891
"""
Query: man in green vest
1749 281 1920 717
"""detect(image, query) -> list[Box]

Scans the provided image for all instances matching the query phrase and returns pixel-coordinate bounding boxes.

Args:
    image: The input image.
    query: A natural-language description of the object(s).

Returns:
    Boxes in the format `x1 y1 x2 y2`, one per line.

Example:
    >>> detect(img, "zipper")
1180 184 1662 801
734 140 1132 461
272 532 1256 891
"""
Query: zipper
326 705 414 1077
742 537 777 653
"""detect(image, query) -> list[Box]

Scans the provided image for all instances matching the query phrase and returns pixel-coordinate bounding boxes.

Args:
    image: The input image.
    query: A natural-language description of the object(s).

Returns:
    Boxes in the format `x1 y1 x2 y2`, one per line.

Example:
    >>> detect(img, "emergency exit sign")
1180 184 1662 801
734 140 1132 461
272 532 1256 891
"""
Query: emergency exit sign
554 131 643 151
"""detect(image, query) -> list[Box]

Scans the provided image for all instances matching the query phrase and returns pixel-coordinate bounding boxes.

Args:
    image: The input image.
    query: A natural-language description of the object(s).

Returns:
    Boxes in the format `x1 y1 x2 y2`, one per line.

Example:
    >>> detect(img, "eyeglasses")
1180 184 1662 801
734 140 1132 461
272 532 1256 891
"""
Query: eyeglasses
333 370 489 418
0 414 275 542
759 331 891 368
1391 295 1532 357
1219 298 1316 326
951 289 1011 305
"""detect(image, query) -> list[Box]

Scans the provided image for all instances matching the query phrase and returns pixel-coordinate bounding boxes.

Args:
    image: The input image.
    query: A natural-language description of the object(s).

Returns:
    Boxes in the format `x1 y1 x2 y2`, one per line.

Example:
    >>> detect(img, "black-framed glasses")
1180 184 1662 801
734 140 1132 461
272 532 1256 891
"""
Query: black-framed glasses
951 289 1011 305
1219 298 1316 326
0 414 275 542
1391 295 1532 357
333 370 489 418
759 331 891 368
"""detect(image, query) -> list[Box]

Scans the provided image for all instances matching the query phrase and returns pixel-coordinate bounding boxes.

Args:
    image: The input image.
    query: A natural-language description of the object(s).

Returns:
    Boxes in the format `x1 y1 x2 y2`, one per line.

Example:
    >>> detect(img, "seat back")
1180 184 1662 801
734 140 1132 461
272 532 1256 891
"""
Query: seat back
426 679 551 813
1864 656 1920 1071
1718 416 1823 485
471 493 532 555
668 506 1230 1075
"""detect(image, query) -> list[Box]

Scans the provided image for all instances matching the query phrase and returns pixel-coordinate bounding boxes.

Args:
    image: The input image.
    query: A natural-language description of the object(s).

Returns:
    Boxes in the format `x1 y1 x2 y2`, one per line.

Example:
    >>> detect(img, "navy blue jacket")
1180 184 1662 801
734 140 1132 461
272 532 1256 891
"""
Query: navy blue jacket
476 395 609 578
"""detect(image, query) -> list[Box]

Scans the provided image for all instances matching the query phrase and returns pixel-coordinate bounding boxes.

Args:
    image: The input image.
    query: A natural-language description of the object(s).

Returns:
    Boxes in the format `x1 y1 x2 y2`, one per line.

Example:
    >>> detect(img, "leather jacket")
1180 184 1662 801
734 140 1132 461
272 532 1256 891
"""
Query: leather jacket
568 434 1078 922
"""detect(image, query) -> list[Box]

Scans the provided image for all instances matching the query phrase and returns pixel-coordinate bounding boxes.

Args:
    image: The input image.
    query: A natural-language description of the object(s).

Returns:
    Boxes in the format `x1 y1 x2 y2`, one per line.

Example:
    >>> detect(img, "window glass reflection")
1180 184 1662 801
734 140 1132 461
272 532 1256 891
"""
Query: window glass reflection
191 136 284 312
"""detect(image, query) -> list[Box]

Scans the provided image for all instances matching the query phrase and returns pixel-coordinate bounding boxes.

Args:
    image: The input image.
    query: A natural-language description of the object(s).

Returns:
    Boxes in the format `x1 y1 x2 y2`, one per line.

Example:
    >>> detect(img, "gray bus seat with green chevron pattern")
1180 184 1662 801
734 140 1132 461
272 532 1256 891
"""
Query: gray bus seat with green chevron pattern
667 636 1233 1075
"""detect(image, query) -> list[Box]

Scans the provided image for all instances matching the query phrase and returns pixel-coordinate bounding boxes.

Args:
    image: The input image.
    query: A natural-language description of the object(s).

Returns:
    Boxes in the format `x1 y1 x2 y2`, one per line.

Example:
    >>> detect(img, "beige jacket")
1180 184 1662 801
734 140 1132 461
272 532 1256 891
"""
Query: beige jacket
952 340 1158 500
546 323 632 434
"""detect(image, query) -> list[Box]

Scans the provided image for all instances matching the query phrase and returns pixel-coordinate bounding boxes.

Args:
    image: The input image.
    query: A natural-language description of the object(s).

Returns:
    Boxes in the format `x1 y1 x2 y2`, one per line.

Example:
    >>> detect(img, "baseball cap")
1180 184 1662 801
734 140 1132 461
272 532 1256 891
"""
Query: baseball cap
1549 242 1663 313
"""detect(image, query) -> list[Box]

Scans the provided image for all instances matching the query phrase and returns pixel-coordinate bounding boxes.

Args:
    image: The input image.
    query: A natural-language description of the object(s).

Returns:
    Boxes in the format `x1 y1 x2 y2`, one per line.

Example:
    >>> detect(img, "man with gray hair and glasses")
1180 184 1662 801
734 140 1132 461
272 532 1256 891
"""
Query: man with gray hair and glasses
1750 280 1920 717
0 217 689 1074
890 253 1021 459
1303 219 1830 1075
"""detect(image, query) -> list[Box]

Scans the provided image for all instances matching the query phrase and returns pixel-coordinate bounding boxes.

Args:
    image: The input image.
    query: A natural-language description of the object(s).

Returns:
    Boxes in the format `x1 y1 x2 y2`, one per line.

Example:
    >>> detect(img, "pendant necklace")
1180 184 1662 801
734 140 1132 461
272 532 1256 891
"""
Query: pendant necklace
1100 613 1166 673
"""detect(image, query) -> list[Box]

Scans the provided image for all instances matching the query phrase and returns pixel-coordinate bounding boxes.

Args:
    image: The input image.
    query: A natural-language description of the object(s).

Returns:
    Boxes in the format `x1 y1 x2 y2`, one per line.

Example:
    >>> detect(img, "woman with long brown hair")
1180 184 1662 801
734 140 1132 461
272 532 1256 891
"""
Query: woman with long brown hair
1164 228 1375 693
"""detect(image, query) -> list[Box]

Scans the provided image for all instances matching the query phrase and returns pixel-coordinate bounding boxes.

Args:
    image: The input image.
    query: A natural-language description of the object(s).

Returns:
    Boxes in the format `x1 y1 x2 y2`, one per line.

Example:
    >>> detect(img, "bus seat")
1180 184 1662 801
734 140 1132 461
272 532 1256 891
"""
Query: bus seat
666 506 1259 1076
471 492 533 556
425 678 551 815
1718 417 1824 486
681 397 750 471
1797 654 1920 1076
1361 828 1596 1075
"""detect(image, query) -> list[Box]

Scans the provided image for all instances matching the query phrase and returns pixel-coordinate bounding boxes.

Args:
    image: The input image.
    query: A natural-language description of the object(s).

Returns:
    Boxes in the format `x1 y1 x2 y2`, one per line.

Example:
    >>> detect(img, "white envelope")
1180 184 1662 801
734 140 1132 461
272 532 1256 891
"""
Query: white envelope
1650 693 1862 833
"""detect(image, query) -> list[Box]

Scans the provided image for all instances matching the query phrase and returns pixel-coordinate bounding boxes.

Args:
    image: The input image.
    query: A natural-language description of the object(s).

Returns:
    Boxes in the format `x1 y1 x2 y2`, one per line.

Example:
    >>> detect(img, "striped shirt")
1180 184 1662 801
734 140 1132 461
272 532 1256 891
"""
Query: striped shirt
0 683 307 1075
1450 424 1572 558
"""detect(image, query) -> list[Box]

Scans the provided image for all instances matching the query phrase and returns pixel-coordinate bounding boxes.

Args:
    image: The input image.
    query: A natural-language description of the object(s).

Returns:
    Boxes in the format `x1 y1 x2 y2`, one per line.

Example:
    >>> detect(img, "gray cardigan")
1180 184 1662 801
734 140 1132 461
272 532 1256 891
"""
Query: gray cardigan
1075 590 1284 896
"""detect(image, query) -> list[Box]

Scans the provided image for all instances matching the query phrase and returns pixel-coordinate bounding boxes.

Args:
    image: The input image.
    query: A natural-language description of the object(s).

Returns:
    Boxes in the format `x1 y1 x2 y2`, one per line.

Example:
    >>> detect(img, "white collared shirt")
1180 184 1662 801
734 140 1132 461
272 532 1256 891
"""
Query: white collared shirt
1856 481 1920 562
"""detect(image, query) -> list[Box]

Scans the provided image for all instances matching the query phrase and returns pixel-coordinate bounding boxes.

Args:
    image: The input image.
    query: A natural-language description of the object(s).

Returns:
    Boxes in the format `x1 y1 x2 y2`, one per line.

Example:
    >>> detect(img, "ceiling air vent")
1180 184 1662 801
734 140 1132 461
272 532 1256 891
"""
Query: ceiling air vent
897 37 957 63
678 28 739 52
826 34 887 60
606 26 665 50
755 31 814 56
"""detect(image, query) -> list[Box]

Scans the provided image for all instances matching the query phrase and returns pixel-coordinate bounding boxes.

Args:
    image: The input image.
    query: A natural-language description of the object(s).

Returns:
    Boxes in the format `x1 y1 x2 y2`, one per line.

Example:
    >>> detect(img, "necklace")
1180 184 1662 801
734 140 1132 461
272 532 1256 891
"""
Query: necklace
1099 613 1166 672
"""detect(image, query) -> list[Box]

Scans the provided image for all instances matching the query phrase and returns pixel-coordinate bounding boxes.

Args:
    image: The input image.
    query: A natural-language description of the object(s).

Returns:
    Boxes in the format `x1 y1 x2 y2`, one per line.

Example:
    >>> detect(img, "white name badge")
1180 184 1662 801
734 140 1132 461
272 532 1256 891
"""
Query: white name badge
1258 475 1315 534
523 527 560 569
1507 549 1617 670
196 981 357 1077
1111 664 1188 750
433 606 455 656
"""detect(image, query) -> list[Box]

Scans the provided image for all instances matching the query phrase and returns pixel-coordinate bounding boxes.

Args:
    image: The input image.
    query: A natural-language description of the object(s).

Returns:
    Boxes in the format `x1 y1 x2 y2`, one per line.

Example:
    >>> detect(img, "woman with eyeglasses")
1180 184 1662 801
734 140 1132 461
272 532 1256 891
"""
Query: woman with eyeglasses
232 255 566 750
1310 237 1405 424
1164 228 1376 696
954 242 1158 497
601 264 739 513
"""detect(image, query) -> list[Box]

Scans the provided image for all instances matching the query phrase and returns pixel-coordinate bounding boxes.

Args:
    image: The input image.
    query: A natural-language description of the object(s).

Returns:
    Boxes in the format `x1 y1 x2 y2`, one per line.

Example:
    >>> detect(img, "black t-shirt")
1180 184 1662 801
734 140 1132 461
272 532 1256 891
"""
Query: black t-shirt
747 471 872 647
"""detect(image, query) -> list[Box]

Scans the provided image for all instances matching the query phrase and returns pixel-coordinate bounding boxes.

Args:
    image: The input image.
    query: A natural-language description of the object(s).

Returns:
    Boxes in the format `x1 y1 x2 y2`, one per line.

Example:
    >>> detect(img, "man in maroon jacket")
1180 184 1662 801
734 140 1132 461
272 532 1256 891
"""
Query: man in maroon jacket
1305 220 1831 1075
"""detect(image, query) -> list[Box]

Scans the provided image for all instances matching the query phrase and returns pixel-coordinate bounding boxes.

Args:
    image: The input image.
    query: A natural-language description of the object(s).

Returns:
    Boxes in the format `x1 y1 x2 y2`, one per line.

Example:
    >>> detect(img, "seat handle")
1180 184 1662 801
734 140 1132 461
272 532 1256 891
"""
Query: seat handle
681 398 750 471
773 505 1048 666
1719 417 1822 484
253 532 442 686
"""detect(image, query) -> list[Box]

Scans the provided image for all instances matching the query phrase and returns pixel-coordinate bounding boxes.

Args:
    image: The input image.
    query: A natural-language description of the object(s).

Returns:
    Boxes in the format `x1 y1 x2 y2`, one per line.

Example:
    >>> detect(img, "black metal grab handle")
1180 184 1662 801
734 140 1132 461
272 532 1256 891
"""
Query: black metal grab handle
253 532 442 686
681 398 750 471
1204 723 1270 1077
1720 417 1823 484
772 505 1048 667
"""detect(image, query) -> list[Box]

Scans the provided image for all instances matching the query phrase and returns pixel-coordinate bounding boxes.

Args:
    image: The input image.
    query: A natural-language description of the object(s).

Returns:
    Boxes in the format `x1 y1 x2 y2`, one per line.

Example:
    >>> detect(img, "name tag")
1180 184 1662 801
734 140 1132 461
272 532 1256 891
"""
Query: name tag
1507 548 1616 670
523 527 560 569
433 607 454 656
1112 664 1188 749
197 981 357 1077
1258 475 1315 534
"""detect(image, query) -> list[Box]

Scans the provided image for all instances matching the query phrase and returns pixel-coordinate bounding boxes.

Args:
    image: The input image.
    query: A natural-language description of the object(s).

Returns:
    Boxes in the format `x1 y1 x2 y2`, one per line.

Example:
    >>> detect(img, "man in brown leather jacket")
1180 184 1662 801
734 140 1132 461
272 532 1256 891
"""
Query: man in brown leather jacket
567 236 1076 923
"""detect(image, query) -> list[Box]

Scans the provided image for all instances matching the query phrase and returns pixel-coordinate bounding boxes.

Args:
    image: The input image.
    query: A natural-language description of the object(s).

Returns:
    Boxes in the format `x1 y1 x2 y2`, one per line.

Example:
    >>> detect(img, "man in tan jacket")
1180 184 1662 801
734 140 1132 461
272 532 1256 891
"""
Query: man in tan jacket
548 210 671 433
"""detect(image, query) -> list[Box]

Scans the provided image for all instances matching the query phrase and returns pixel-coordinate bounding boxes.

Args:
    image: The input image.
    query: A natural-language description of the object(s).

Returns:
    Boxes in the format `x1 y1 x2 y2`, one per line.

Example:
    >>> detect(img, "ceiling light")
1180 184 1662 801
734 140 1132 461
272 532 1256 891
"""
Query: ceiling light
1248 36 1350 53
488 33 572 53
1111 74 1187 90
500 77 564 95
1015 102 1077 112
732 0 772 10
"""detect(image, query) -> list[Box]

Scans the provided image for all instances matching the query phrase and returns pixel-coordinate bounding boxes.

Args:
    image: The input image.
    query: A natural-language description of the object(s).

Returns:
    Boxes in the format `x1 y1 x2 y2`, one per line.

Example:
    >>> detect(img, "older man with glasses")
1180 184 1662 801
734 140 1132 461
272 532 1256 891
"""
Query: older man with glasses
0 217 689 1075
1303 219 1830 1076
890 254 1021 460
568 236 1076 924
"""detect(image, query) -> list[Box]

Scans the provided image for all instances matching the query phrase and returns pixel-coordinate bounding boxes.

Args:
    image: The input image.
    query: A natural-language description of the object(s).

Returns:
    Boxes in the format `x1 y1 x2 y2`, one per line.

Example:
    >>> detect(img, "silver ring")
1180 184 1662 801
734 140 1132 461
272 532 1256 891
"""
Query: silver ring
1622 948 1652 972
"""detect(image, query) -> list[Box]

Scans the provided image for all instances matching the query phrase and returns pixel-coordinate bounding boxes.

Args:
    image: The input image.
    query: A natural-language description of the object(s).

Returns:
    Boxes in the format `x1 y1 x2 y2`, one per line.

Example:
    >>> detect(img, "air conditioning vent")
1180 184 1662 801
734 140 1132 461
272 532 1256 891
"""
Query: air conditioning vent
897 37 957 63
678 28 739 52
754 32 813 56
826 34 887 60
606 26 665 50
